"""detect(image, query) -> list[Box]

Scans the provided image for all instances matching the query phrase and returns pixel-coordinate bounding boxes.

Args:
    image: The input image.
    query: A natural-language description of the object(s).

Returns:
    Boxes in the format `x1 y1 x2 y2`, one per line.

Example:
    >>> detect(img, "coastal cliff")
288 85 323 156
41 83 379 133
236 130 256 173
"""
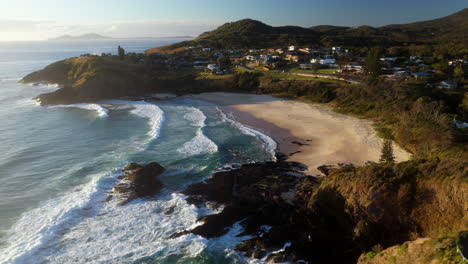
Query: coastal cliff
21 57 236 104
176 157 467 263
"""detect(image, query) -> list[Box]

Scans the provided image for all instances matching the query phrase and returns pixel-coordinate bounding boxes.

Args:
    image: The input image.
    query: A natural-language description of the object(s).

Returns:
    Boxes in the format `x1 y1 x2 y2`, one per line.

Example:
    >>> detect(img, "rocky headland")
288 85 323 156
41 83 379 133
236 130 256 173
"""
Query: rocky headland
168 156 467 263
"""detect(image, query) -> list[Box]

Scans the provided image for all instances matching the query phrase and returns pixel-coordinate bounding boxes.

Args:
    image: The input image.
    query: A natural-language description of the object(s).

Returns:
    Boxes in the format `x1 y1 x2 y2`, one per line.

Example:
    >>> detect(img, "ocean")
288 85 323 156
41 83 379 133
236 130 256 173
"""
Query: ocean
0 39 276 263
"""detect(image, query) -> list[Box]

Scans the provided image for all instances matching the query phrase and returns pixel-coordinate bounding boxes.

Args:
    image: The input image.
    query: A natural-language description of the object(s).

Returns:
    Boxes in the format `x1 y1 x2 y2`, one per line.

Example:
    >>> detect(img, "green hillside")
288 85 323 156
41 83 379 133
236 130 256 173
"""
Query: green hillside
147 8 468 52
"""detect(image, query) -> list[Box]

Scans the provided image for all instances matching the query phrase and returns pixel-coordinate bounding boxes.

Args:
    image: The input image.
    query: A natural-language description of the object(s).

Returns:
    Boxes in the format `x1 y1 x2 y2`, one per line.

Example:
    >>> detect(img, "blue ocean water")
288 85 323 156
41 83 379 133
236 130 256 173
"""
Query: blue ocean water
0 40 275 263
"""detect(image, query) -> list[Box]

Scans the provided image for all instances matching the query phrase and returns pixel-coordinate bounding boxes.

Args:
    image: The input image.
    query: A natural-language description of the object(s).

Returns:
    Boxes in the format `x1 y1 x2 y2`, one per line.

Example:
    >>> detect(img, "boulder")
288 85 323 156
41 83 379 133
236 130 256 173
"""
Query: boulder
111 162 165 205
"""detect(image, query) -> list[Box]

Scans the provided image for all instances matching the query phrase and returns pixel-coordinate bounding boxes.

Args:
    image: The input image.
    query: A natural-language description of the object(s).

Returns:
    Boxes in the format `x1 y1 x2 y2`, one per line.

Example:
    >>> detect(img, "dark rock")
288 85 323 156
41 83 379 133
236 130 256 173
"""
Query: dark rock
111 162 165 205
289 151 302 156
458 231 468 261
291 141 309 146
275 152 288 161
317 164 336 176
164 205 176 215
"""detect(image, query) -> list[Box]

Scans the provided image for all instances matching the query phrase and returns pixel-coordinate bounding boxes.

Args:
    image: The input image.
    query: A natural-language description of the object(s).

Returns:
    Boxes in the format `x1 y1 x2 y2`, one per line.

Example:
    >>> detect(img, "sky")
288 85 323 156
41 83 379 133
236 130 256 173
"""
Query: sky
0 0 466 41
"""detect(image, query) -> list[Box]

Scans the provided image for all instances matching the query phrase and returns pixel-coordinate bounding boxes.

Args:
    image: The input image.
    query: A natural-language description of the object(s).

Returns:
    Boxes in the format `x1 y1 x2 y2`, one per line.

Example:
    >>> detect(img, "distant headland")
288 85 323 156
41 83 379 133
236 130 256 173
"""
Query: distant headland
49 33 194 41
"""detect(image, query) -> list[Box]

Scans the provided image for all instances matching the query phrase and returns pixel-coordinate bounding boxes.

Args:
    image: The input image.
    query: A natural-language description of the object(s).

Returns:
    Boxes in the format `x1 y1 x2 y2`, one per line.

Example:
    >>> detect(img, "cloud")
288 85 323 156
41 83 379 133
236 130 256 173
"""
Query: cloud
0 19 222 41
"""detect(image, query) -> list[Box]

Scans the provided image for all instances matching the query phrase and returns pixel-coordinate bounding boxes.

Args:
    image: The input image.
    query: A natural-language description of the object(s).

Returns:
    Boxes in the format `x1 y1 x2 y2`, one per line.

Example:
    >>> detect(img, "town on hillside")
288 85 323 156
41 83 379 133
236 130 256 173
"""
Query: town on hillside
85 42 467 92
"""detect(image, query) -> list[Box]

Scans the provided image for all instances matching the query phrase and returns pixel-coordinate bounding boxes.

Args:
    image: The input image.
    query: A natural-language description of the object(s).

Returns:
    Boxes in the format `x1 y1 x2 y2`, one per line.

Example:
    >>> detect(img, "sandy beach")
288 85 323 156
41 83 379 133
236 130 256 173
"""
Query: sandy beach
189 92 411 175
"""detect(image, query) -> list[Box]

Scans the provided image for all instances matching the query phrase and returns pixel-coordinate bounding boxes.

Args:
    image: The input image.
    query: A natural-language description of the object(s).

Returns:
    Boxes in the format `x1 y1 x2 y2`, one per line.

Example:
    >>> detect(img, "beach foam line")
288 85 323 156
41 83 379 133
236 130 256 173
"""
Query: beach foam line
218 107 277 160
103 100 164 140
52 103 109 118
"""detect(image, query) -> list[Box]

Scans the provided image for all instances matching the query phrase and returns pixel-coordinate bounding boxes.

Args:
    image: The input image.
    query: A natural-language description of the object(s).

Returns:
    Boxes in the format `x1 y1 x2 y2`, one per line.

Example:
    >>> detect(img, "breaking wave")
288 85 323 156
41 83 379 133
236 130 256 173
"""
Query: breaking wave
54 103 110 118
177 107 218 156
218 108 277 159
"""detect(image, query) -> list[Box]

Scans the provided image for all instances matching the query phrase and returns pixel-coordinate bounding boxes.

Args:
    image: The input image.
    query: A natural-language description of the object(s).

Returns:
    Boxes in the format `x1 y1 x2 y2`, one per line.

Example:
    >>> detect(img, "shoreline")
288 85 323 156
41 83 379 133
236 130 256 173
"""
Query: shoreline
186 92 412 175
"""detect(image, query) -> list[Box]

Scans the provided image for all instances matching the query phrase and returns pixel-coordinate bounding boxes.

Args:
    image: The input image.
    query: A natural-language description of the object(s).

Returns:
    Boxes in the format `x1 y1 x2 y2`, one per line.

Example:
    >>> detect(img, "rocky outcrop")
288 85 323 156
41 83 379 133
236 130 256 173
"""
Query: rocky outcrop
176 159 355 263
110 162 165 205
174 156 467 263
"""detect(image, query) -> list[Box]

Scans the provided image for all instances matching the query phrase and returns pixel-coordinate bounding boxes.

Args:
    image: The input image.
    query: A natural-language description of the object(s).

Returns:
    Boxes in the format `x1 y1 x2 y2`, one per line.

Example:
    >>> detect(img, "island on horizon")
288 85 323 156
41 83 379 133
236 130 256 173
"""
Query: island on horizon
49 33 194 41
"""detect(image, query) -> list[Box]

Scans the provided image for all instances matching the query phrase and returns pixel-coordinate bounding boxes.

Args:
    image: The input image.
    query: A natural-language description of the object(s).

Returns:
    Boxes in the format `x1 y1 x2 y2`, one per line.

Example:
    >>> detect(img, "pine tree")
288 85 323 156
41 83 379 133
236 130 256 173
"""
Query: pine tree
380 139 395 164
363 47 382 85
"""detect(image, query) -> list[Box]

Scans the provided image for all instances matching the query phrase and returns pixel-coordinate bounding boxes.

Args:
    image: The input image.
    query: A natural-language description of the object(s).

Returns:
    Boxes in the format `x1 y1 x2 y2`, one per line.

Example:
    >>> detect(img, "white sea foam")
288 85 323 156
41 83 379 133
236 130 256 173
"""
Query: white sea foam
53 103 109 118
177 107 218 156
0 171 115 264
104 100 164 140
218 107 277 160
0 181 250 264
26 82 61 91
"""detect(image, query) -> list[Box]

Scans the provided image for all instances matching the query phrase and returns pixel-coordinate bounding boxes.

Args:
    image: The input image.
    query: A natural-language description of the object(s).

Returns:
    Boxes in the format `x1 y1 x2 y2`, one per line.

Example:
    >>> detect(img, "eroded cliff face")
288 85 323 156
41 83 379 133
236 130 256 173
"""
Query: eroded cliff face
309 157 467 259
176 156 467 263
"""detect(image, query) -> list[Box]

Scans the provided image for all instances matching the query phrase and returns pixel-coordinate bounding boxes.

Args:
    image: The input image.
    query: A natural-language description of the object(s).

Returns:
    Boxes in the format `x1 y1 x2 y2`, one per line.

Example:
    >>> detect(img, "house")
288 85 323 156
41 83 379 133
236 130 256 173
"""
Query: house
193 61 209 69
332 47 344 53
411 72 433 79
437 80 458 90
207 64 221 72
260 54 274 63
275 48 285 54
202 48 212 52
336 65 363 74
310 58 320 64
288 46 298 51
245 55 260 62
380 57 398 63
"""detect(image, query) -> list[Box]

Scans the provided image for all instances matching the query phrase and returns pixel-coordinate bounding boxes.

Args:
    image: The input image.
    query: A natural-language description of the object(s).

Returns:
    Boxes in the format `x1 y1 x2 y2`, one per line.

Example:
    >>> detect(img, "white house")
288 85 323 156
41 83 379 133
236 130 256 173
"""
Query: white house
320 58 337 65
380 57 398 63
207 64 221 72
437 80 458 90
332 47 344 52
288 46 298 51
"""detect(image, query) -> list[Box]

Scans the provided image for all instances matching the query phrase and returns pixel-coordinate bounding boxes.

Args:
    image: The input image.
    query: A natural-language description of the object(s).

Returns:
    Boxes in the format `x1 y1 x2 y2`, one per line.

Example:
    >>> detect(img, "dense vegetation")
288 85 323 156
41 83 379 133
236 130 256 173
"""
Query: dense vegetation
149 8 468 52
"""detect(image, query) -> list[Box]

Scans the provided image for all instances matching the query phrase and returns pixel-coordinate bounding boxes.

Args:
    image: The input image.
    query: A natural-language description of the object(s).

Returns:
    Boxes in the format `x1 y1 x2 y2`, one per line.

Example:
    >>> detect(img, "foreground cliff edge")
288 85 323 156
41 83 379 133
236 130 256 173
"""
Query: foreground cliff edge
22 57 467 263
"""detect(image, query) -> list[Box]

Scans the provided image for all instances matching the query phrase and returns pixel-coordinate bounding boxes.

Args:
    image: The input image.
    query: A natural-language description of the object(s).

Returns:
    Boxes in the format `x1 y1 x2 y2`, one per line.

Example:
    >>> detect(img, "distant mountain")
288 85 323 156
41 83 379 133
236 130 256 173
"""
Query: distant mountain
148 8 468 53
50 33 112 41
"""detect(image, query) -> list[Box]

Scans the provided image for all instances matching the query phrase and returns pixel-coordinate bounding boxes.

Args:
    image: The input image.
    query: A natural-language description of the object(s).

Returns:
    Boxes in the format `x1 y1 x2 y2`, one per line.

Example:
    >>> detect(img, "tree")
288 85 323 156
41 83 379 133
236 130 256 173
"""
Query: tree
379 139 395 164
118 45 125 61
217 56 232 69
312 64 321 73
363 47 382 84
454 65 465 83
433 58 452 76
